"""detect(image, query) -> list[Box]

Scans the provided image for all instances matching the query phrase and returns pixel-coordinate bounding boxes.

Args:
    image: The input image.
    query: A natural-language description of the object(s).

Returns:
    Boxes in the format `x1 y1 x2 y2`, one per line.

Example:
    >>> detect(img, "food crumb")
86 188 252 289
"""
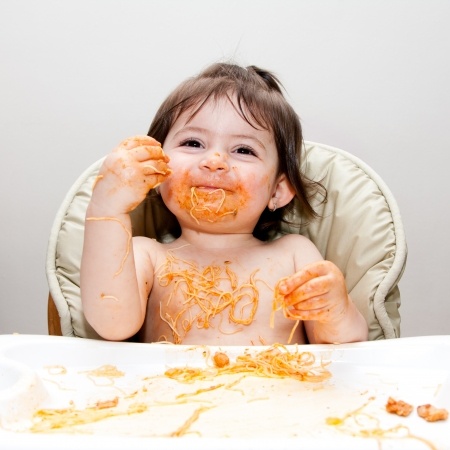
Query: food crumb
386 397 413 417
213 351 230 368
417 404 448 422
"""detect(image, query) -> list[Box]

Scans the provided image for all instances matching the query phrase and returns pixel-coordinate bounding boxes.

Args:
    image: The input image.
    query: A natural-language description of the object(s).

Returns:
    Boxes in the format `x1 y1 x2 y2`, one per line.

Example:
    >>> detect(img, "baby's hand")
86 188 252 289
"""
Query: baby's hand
275 260 350 324
90 135 171 214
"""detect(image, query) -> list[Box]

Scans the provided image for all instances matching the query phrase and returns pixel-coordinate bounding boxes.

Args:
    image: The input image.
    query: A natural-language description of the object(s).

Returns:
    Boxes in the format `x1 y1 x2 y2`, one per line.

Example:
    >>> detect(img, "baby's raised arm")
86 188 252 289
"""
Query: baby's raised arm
80 136 170 340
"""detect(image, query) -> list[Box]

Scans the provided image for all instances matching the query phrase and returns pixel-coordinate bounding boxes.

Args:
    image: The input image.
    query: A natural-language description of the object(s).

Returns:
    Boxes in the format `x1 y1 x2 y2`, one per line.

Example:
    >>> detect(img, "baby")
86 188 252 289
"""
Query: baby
80 63 368 346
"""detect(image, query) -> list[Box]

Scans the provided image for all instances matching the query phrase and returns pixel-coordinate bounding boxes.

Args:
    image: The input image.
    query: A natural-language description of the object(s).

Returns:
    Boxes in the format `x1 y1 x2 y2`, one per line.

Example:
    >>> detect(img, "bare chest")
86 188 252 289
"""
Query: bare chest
144 248 303 345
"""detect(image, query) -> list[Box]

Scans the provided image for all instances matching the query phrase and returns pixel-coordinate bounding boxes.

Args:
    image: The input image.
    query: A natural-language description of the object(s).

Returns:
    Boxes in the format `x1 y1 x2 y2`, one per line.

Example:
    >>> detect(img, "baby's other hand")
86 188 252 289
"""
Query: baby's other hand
276 260 350 324
90 135 171 214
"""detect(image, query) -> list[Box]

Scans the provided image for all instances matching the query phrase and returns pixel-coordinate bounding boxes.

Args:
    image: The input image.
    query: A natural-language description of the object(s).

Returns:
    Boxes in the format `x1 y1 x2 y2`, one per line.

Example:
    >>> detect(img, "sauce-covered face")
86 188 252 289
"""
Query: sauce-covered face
159 96 285 234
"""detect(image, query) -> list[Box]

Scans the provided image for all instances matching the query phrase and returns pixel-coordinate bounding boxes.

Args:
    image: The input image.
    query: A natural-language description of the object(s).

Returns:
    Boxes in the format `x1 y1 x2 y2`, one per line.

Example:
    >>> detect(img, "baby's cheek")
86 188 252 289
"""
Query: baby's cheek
160 170 187 200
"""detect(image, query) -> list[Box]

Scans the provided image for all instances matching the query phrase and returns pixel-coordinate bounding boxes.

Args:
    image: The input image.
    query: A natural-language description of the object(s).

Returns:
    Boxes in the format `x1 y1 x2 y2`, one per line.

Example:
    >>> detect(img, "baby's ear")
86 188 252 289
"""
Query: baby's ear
268 174 295 210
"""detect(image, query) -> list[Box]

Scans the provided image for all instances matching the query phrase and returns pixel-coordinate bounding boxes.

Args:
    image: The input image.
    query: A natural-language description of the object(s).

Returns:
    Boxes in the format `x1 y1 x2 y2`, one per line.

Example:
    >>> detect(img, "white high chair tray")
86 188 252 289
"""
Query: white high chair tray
0 334 449 450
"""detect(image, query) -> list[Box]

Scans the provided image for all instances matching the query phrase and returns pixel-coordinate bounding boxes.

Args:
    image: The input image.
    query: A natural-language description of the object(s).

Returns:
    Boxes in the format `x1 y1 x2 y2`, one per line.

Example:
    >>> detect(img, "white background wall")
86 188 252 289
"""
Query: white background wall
1 0 449 338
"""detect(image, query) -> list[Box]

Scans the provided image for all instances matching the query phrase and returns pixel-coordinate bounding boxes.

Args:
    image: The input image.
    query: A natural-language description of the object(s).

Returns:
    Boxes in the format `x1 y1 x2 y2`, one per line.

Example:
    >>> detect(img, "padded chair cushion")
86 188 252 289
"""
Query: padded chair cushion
46 142 406 341
284 143 406 340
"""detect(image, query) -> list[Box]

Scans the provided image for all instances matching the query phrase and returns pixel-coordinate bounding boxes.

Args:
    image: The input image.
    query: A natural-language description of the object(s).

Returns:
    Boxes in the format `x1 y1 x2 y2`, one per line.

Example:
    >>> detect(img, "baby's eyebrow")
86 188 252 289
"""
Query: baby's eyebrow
230 133 267 150
173 126 206 137
175 127 267 150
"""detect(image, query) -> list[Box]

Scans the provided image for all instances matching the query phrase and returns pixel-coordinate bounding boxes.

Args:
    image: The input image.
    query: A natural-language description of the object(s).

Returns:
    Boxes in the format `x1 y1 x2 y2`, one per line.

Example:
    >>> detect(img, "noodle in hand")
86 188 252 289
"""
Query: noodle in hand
271 277 300 343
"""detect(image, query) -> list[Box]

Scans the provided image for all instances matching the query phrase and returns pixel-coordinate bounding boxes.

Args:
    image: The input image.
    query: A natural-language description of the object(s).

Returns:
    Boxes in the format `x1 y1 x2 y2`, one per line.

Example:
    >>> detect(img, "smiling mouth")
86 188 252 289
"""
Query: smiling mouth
195 185 232 193
188 186 237 223
190 186 227 205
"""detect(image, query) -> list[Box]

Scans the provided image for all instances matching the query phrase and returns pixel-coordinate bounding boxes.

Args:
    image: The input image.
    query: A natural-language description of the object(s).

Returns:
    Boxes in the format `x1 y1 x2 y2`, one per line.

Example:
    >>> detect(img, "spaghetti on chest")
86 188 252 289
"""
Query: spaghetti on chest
156 252 261 344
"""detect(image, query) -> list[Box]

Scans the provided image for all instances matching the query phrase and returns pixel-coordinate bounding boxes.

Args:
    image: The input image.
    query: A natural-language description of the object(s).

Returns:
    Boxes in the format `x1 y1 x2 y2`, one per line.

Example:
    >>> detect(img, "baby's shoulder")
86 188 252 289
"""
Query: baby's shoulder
270 233 322 260
271 232 316 248
132 236 167 258
133 235 160 248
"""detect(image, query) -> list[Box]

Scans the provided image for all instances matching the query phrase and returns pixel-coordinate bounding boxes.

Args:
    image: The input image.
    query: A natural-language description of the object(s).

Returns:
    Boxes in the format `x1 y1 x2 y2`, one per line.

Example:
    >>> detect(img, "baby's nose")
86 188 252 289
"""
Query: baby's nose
201 152 229 171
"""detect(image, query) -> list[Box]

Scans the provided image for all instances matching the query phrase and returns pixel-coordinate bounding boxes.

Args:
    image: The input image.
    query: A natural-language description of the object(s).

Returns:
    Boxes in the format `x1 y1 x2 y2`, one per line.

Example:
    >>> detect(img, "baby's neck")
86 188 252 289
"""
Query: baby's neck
177 229 261 250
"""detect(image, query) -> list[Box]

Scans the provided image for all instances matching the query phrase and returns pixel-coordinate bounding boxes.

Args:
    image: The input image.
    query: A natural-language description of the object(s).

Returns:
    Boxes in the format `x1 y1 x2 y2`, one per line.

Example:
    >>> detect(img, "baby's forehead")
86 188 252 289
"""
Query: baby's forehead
176 94 273 135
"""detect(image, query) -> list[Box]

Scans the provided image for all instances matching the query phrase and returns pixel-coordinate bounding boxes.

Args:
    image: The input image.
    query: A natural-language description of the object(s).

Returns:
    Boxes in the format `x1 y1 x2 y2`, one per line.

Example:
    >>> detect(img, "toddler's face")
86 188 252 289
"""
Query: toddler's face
159 97 281 232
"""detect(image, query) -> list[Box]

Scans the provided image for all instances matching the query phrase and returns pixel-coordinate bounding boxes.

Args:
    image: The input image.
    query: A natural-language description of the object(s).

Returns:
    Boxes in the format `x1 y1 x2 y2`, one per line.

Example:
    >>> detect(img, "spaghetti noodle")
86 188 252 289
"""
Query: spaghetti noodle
85 216 131 277
271 277 300 344
327 397 438 450
30 403 147 433
157 252 260 343
170 406 214 437
165 344 331 383
189 187 237 223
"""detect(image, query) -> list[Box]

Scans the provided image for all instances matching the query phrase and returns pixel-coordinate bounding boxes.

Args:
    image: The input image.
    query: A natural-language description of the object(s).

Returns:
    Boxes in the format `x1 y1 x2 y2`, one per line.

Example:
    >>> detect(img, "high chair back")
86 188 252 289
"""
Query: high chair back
46 141 407 341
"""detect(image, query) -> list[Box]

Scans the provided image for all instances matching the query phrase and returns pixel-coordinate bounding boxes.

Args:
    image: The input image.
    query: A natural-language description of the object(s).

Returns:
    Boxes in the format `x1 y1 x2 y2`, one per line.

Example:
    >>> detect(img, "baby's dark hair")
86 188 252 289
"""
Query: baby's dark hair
148 62 325 240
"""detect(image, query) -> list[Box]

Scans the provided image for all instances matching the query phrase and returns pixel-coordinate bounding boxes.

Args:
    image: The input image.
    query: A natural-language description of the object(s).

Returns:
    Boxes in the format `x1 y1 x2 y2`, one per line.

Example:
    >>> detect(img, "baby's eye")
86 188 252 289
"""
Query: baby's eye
180 139 202 148
234 146 257 156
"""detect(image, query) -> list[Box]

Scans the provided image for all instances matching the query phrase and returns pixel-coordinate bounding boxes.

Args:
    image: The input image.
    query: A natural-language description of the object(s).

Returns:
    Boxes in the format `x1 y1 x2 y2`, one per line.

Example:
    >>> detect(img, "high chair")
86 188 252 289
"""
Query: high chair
46 141 407 341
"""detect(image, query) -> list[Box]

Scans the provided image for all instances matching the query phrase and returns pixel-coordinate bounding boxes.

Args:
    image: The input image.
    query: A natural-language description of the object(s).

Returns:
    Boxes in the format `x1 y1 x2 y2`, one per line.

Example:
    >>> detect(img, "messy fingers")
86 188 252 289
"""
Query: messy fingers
142 160 171 176
281 276 330 307
285 304 334 322
122 144 168 164
119 135 161 150
145 173 170 190
284 283 329 309
134 145 169 163
277 261 330 295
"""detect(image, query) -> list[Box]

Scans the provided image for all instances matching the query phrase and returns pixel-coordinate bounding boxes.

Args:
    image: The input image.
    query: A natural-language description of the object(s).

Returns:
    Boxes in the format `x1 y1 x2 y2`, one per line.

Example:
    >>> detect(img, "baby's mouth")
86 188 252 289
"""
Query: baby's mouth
191 186 227 207
188 186 237 223
194 185 233 192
